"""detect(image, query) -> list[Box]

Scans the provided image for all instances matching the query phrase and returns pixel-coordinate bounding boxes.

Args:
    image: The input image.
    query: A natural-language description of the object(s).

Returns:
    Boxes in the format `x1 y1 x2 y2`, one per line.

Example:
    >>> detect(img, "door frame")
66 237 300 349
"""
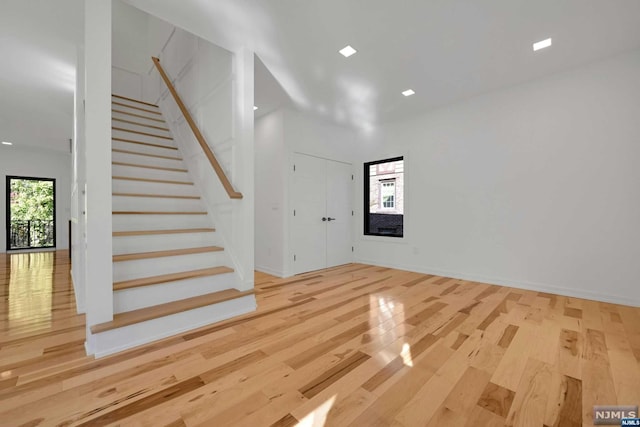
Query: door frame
288 152 353 276
5 175 57 251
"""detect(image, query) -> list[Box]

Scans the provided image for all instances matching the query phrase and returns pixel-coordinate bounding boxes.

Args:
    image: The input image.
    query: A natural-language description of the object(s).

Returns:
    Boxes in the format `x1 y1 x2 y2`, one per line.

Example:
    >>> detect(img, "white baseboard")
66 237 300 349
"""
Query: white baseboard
355 257 640 308
255 265 285 278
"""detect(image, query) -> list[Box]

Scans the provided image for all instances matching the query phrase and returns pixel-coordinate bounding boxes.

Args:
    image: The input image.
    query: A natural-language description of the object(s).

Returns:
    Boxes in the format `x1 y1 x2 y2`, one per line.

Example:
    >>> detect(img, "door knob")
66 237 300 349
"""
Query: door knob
327 217 336 221
322 217 327 221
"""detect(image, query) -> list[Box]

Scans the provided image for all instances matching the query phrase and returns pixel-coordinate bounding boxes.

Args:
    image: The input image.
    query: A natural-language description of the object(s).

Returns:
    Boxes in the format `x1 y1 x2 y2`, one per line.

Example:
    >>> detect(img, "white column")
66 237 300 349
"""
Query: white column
84 0 113 354
232 47 254 290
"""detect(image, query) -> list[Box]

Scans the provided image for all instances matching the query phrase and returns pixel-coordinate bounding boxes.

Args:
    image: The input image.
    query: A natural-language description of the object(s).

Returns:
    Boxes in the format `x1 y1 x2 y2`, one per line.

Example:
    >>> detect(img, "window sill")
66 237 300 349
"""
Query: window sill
360 235 407 244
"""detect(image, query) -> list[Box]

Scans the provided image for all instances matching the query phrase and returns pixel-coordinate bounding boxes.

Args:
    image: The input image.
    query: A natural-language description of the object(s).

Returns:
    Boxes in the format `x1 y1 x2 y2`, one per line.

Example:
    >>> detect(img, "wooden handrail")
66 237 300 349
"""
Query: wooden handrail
151 56 243 199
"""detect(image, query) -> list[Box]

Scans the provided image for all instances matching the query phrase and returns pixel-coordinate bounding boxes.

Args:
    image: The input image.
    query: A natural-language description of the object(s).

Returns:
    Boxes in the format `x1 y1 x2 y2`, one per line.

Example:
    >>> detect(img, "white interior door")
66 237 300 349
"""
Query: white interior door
326 160 352 268
292 153 327 274
291 153 352 274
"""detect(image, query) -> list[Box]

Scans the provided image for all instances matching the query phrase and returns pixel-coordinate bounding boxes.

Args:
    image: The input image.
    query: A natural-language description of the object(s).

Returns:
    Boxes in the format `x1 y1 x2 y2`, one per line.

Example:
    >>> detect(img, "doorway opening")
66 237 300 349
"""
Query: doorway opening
6 176 56 250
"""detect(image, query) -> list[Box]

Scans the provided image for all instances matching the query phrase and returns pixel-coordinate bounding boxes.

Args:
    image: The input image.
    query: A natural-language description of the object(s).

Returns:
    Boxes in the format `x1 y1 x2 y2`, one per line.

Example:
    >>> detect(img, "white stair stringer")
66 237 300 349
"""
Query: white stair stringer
87 94 256 358
92 294 256 358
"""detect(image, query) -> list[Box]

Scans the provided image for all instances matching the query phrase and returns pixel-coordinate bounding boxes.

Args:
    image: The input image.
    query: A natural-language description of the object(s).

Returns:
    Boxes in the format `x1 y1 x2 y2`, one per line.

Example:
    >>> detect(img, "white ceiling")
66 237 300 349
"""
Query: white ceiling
2 0 640 151
128 0 640 132
0 0 83 152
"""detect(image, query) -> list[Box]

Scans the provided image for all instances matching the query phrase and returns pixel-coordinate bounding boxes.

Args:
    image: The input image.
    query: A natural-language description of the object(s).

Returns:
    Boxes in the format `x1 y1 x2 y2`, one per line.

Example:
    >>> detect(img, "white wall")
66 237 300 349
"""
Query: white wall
355 49 640 307
254 107 357 277
255 110 285 276
71 45 86 313
0 146 71 253
112 0 149 98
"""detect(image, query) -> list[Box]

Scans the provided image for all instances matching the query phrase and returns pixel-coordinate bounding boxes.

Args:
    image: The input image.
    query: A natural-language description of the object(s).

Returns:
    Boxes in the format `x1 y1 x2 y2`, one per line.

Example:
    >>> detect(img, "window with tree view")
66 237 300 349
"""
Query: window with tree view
6 177 56 250
364 157 403 237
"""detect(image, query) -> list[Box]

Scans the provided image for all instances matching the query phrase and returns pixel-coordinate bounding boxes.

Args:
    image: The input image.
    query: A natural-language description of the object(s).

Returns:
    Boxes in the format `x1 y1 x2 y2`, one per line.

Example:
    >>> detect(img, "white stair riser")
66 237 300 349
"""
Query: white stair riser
113 273 235 313
112 129 174 146
112 100 160 114
112 111 167 128
113 232 219 255
112 178 199 196
111 107 162 122
112 120 171 136
111 151 185 169
113 196 204 212
113 251 227 281
112 164 190 182
113 213 211 231
90 295 256 357
112 139 178 157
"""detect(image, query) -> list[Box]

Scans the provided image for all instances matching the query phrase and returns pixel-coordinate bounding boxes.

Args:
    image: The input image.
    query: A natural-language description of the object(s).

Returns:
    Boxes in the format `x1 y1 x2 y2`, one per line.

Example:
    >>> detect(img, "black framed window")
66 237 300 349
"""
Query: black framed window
364 157 404 237
6 176 56 250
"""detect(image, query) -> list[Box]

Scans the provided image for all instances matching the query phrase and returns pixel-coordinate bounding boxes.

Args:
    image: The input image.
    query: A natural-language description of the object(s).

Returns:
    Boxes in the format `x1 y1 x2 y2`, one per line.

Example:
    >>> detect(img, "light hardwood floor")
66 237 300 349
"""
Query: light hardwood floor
0 250 639 426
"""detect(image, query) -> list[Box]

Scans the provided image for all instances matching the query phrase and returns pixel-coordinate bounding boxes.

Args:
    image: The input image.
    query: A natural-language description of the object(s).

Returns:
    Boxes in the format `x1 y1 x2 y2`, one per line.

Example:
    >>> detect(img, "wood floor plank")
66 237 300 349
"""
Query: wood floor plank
1 252 639 426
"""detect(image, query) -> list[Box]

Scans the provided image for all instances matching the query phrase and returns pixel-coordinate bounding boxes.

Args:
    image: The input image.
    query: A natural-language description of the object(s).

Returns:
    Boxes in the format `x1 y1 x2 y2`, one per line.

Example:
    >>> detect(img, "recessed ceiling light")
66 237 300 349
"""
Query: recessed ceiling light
253 106 258 111
402 89 415 97
339 45 357 58
533 38 552 51
2 141 13 145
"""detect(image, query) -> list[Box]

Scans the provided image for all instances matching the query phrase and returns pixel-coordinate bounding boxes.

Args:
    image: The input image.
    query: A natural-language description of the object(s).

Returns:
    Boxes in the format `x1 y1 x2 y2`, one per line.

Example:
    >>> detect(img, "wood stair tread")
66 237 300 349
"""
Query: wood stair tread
112 118 170 132
112 176 193 185
112 109 166 123
112 127 173 140
112 148 182 161
113 228 215 237
112 211 207 215
112 161 187 172
112 192 200 199
113 266 233 291
112 101 162 115
112 137 178 150
90 288 252 334
113 246 223 262
112 94 159 108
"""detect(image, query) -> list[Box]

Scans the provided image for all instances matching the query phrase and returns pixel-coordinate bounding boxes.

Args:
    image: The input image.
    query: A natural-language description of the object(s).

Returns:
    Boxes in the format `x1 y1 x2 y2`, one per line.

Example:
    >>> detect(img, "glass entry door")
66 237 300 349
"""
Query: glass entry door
6 176 56 250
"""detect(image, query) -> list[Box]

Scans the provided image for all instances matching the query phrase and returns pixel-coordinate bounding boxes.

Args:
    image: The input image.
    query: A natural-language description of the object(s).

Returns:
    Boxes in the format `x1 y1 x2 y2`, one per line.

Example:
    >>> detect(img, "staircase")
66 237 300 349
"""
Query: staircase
88 94 255 355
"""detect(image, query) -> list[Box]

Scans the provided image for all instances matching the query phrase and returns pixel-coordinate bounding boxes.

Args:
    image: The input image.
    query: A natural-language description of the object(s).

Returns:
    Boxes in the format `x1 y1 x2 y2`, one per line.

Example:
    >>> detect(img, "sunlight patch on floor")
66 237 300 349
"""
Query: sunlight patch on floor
296 395 337 427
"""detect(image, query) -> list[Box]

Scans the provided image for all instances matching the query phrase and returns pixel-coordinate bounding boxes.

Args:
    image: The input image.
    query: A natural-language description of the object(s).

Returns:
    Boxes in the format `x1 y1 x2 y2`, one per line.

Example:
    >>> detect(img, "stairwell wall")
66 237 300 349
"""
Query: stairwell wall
144 19 254 290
